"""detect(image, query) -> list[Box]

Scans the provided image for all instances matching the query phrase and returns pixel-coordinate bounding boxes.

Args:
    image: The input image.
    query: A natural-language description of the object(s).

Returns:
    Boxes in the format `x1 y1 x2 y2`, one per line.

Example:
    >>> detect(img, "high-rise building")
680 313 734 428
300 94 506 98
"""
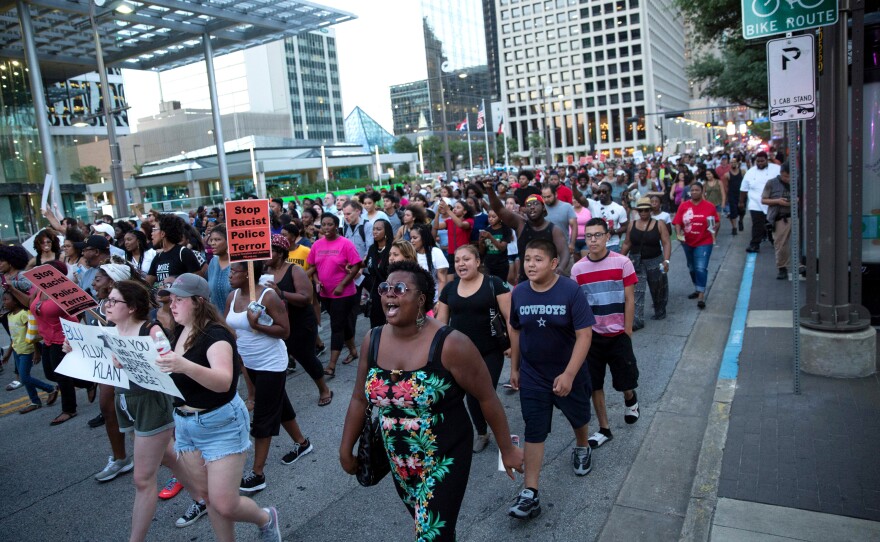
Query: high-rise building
389 0 499 138
152 29 345 145
496 0 690 162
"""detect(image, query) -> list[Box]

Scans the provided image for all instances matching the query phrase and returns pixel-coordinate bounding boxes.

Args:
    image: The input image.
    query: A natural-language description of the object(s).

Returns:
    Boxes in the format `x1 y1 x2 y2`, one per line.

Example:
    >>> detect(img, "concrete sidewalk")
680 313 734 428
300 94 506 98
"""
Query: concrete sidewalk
600 228 880 541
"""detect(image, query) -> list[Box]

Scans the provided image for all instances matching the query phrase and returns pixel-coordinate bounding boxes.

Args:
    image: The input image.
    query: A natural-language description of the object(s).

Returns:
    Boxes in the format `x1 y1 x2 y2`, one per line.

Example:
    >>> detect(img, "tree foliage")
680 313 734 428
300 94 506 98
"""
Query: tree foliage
392 136 416 153
71 165 102 184
675 0 769 110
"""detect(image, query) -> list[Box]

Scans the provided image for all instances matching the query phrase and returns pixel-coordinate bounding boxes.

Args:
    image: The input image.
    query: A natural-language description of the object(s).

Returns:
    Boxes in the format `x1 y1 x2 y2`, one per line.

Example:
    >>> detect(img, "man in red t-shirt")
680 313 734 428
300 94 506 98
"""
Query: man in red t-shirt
548 171 573 204
672 183 719 309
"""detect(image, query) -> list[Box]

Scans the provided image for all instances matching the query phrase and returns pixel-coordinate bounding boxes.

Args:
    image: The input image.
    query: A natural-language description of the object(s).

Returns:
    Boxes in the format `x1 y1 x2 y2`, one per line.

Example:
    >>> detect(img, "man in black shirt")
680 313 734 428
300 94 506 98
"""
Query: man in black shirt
147 214 206 286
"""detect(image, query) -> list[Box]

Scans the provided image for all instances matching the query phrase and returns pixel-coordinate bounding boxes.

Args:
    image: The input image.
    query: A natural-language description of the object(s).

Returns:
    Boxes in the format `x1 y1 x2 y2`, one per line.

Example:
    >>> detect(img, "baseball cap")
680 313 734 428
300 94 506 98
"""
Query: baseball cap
158 273 210 299
615 169 627 177
92 223 115 238
524 194 544 205
73 235 110 251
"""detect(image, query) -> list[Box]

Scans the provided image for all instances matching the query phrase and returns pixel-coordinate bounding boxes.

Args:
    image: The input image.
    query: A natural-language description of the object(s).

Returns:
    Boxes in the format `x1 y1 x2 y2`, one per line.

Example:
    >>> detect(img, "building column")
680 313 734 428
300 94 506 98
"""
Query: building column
203 33 231 201
16 0 63 214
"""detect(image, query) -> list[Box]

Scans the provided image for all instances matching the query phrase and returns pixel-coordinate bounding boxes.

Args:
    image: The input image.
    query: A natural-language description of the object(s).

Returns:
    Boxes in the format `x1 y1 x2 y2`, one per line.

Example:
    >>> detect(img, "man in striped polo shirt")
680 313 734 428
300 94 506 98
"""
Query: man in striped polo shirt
570 217 641 449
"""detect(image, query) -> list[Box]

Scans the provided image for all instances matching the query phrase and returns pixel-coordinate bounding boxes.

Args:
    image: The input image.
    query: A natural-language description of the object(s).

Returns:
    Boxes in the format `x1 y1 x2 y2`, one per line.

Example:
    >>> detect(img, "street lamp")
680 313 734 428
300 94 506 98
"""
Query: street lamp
726 122 737 136
88 0 127 219
541 85 553 167
656 94 666 152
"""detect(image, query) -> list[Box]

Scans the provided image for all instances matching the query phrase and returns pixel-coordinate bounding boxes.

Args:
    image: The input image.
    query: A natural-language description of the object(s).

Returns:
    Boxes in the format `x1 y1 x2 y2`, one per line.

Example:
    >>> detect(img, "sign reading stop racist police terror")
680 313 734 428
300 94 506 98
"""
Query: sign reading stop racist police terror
225 199 271 262
23 264 98 316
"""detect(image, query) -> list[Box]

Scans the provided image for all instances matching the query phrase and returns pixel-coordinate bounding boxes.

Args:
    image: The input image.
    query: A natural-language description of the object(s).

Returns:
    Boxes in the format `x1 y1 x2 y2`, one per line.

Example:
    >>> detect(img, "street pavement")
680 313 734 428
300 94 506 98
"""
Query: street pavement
0 229 742 542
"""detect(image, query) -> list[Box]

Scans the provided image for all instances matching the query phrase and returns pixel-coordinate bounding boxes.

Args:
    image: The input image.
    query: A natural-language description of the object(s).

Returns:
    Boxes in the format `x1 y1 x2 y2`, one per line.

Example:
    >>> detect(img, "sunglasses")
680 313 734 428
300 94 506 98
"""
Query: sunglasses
378 282 411 296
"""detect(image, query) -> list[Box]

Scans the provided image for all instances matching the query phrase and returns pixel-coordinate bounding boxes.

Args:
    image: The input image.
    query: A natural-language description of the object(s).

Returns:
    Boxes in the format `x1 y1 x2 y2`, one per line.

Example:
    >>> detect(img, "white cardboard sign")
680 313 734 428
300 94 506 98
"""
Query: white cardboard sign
56 321 129 388
103 334 183 399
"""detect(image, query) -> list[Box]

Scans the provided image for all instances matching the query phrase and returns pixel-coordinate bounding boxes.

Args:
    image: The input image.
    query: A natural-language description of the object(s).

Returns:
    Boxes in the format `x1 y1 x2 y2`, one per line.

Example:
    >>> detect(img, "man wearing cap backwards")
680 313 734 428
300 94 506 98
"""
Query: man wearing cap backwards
77 235 112 299
488 183 570 281
571 181 628 253
610 170 629 206
147 214 207 287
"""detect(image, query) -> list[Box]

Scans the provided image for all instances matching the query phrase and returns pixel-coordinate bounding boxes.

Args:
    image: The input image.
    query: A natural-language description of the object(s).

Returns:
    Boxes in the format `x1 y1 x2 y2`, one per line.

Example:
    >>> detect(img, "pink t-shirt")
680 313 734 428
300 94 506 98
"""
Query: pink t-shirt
30 295 76 345
574 206 593 240
306 236 363 299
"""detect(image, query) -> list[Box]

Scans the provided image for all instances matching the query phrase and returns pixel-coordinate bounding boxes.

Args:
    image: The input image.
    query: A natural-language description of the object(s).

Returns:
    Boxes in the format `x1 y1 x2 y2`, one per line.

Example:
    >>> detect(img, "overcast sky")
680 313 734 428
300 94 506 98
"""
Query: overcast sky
123 0 425 133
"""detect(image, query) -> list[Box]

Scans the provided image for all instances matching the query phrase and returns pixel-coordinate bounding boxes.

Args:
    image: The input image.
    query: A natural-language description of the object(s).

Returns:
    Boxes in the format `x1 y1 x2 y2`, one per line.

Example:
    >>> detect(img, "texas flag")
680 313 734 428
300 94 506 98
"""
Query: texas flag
497 115 504 135
456 118 468 131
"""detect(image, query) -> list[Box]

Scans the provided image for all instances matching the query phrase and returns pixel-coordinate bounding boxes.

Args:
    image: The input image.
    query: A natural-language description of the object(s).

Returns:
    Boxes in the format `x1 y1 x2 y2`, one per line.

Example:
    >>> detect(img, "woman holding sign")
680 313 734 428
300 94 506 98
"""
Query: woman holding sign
104 280 180 542
155 274 282 541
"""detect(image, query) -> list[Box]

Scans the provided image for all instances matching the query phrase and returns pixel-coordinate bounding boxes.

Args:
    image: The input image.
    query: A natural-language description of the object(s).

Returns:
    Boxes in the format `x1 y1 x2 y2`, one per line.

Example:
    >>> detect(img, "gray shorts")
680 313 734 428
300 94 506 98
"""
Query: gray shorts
115 390 175 437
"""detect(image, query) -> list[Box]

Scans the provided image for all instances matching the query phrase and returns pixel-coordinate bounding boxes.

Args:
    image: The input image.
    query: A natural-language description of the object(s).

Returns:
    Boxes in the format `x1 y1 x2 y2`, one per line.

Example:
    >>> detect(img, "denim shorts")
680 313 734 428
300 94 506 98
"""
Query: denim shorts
173 394 252 462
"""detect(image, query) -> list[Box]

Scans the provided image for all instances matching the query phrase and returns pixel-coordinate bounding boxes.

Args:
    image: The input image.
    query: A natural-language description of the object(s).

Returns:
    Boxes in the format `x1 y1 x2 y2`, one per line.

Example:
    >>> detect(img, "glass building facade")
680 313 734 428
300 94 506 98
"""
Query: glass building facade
387 1 498 139
284 30 345 143
344 106 396 152
0 58 126 240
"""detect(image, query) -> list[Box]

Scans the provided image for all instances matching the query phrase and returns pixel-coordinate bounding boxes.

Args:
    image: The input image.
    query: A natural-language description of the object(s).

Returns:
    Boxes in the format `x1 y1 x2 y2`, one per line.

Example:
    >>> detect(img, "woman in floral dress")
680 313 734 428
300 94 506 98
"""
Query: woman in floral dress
340 260 523 541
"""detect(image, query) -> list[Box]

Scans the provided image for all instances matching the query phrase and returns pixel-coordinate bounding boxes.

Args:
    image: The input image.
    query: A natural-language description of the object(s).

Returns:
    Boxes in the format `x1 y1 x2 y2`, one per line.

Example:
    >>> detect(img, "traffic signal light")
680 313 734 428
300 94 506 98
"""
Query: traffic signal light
705 122 712 128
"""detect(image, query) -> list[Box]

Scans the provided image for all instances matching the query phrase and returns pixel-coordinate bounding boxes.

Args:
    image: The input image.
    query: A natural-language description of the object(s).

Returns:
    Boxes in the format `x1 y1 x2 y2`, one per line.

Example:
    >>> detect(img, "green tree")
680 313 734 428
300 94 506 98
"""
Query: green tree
392 136 416 153
70 165 102 184
527 132 545 160
674 0 769 110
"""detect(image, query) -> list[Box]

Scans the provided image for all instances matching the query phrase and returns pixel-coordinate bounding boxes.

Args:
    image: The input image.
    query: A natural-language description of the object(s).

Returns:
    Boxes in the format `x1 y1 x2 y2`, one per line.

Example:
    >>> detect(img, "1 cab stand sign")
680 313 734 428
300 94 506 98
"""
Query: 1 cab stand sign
225 199 271 262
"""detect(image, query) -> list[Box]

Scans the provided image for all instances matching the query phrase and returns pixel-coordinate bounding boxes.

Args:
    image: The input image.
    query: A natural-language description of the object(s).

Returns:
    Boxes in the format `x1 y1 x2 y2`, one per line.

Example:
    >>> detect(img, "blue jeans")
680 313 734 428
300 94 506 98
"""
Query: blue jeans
14 351 54 405
682 243 713 292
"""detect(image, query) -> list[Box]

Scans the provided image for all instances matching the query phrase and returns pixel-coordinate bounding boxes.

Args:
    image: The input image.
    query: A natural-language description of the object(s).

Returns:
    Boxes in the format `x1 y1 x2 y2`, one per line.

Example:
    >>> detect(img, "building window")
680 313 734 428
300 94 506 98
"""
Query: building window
609 79 618 89
595 50 604 61
596 65 605 76
621 76 631 87
631 29 641 39
634 90 644 101
606 33 615 43
608 64 617 74
632 44 642 55
594 35 603 45
598 95 607 106
583 52 592 62
619 31 628 41
633 59 642 70
597 81 606 91
622 92 631 103
607 49 616 59
620 61 630 72
630 13 639 24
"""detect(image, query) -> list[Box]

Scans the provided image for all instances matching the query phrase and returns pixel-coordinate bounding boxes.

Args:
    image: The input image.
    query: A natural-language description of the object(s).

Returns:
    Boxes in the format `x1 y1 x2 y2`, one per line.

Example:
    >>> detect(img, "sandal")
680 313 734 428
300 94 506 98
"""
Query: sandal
50 412 77 426
318 391 334 407
20 403 41 414
323 367 335 379
46 387 59 406
342 352 358 365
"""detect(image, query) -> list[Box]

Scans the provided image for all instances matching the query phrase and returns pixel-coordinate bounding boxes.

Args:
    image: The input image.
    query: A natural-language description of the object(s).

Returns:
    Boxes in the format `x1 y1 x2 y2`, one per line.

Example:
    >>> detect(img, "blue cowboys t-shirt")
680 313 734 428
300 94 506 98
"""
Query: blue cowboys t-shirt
509 277 596 392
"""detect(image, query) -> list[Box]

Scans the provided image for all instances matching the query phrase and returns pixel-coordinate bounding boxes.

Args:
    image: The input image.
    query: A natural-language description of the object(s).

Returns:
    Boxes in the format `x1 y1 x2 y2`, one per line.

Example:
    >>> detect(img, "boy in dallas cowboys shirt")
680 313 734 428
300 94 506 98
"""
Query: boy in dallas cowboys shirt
507 238 595 521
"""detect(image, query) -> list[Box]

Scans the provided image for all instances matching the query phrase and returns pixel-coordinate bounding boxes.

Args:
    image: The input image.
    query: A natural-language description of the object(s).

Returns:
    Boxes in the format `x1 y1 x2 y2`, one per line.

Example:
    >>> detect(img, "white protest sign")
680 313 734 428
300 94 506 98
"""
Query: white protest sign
41 174 52 212
56 320 129 388
21 229 66 257
103 334 183 399
109 245 126 260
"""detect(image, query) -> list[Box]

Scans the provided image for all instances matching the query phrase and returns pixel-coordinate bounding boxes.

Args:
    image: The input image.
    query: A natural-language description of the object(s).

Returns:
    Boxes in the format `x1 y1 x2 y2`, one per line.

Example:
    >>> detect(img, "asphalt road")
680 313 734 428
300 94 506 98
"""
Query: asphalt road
0 231 736 541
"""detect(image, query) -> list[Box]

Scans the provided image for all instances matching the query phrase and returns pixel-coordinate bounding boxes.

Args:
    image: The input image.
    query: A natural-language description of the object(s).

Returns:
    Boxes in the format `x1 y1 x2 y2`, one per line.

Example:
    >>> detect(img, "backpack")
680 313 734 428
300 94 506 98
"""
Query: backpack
341 223 367 245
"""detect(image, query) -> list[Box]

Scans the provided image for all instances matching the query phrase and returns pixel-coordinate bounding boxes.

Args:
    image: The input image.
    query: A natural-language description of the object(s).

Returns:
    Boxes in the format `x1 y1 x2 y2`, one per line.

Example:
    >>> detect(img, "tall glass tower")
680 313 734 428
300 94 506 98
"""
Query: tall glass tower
420 0 497 135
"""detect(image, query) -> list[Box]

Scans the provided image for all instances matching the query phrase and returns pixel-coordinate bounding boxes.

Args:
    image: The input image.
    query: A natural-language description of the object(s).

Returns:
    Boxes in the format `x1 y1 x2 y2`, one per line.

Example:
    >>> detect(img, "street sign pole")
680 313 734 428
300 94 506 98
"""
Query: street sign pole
788 119 801 395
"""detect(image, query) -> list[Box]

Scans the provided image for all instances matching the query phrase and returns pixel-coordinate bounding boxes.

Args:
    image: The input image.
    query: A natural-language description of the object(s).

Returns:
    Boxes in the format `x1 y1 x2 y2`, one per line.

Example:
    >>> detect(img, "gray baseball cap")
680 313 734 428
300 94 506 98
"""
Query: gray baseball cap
158 273 210 299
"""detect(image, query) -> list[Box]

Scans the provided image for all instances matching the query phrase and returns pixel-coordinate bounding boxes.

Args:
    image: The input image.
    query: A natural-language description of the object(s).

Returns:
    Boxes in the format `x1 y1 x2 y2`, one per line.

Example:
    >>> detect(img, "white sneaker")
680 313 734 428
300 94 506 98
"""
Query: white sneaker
5 380 21 391
94 455 133 482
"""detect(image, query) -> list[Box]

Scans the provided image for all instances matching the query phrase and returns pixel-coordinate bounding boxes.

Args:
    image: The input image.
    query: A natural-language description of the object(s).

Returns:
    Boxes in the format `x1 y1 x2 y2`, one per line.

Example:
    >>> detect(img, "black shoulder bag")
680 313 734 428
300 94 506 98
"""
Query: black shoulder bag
356 326 391 487
488 277 511 351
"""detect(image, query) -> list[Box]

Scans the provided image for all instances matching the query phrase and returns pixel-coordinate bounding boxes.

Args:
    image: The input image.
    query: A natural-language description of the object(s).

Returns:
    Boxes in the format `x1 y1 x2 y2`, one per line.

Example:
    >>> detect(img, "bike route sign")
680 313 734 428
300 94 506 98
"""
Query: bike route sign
742 0 838 40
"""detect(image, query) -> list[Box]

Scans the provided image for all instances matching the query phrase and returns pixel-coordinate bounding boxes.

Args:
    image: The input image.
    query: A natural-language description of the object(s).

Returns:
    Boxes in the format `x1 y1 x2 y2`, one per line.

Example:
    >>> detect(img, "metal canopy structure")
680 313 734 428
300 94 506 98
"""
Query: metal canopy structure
0 0 355 77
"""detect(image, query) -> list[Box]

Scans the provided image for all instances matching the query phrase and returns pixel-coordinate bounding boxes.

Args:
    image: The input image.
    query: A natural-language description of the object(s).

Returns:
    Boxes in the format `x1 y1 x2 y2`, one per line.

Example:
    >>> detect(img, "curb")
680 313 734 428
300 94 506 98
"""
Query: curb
679 252 756 541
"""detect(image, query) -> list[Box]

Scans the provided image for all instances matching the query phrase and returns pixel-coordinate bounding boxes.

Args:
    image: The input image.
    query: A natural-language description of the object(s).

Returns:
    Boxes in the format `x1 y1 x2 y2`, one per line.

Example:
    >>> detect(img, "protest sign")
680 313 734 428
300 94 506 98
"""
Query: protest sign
225 199 271 262
103 334 183 399
21 229 65 257
55 320 129 388
23 264 98 316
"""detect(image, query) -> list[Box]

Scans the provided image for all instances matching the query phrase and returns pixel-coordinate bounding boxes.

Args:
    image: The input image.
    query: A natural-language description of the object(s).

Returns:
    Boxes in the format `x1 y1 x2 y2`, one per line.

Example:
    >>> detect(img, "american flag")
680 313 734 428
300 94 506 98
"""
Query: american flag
476 103 485 130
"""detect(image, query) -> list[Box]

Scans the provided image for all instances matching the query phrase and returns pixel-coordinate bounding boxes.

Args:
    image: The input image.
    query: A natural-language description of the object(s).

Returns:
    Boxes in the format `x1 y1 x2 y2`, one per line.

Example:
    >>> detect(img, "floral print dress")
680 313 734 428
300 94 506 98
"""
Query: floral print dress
365 326 472 542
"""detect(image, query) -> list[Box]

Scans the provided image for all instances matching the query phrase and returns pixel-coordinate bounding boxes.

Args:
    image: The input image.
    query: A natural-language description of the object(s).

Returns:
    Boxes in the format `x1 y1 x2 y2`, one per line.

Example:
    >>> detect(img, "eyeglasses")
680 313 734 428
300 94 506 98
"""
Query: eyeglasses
584 232 608 240
104 297 127 308
378 282 411 296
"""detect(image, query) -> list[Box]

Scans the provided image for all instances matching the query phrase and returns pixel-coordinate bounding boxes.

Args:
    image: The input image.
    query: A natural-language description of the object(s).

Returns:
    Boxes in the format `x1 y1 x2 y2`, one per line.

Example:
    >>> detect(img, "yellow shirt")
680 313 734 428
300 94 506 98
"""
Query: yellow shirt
287 245 311 270
8 310 34 354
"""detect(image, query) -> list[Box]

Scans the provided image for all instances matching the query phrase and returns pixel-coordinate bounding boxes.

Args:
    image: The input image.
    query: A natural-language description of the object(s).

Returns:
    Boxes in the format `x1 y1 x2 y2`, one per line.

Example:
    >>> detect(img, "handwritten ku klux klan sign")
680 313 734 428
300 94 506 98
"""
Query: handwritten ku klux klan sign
55 320 182 398
56 320 129 388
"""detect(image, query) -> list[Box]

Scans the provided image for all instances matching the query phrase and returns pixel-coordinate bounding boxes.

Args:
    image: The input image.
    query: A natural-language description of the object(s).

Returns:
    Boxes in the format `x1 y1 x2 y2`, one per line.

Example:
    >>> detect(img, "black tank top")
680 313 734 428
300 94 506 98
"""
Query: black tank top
727 172 743 195
629 220 662 260
276 264 316 327
517 221 555 281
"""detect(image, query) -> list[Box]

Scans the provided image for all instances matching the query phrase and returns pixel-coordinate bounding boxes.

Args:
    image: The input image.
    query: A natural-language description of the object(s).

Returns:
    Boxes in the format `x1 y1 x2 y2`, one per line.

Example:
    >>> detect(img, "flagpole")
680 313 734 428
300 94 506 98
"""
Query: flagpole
481 99 490 171
466 113 474 171
503 119 510 171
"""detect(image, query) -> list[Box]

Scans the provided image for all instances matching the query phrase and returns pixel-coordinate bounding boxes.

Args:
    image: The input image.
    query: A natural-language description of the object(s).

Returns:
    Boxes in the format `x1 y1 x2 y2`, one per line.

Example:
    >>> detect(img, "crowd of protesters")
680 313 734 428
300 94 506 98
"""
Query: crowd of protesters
0 146 791 541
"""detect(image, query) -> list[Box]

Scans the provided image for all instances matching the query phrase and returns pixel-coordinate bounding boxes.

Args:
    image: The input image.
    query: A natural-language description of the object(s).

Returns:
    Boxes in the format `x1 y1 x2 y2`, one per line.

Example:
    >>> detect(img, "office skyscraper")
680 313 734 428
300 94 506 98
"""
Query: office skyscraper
496 0 689 162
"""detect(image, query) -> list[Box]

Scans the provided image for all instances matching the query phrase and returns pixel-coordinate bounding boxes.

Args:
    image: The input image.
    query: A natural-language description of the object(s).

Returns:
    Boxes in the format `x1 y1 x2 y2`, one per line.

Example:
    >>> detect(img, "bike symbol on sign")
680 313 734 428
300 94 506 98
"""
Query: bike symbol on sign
752 0 824 18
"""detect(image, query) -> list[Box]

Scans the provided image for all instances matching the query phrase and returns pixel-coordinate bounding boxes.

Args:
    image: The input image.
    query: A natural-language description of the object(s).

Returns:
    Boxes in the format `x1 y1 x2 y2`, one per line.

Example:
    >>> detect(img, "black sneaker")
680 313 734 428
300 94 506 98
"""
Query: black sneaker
88 413 105 428
240 471 266 493
281 439 314 465
509 488 541 519
745 246 759 253
777 267 788 280
175 500 207 528
738 220 744 232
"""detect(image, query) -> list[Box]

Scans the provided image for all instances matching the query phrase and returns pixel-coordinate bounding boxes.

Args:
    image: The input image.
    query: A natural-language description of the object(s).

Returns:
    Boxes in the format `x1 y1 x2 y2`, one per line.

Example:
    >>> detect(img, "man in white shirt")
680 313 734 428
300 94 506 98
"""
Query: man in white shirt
739 151 781 253
573 181 628 252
